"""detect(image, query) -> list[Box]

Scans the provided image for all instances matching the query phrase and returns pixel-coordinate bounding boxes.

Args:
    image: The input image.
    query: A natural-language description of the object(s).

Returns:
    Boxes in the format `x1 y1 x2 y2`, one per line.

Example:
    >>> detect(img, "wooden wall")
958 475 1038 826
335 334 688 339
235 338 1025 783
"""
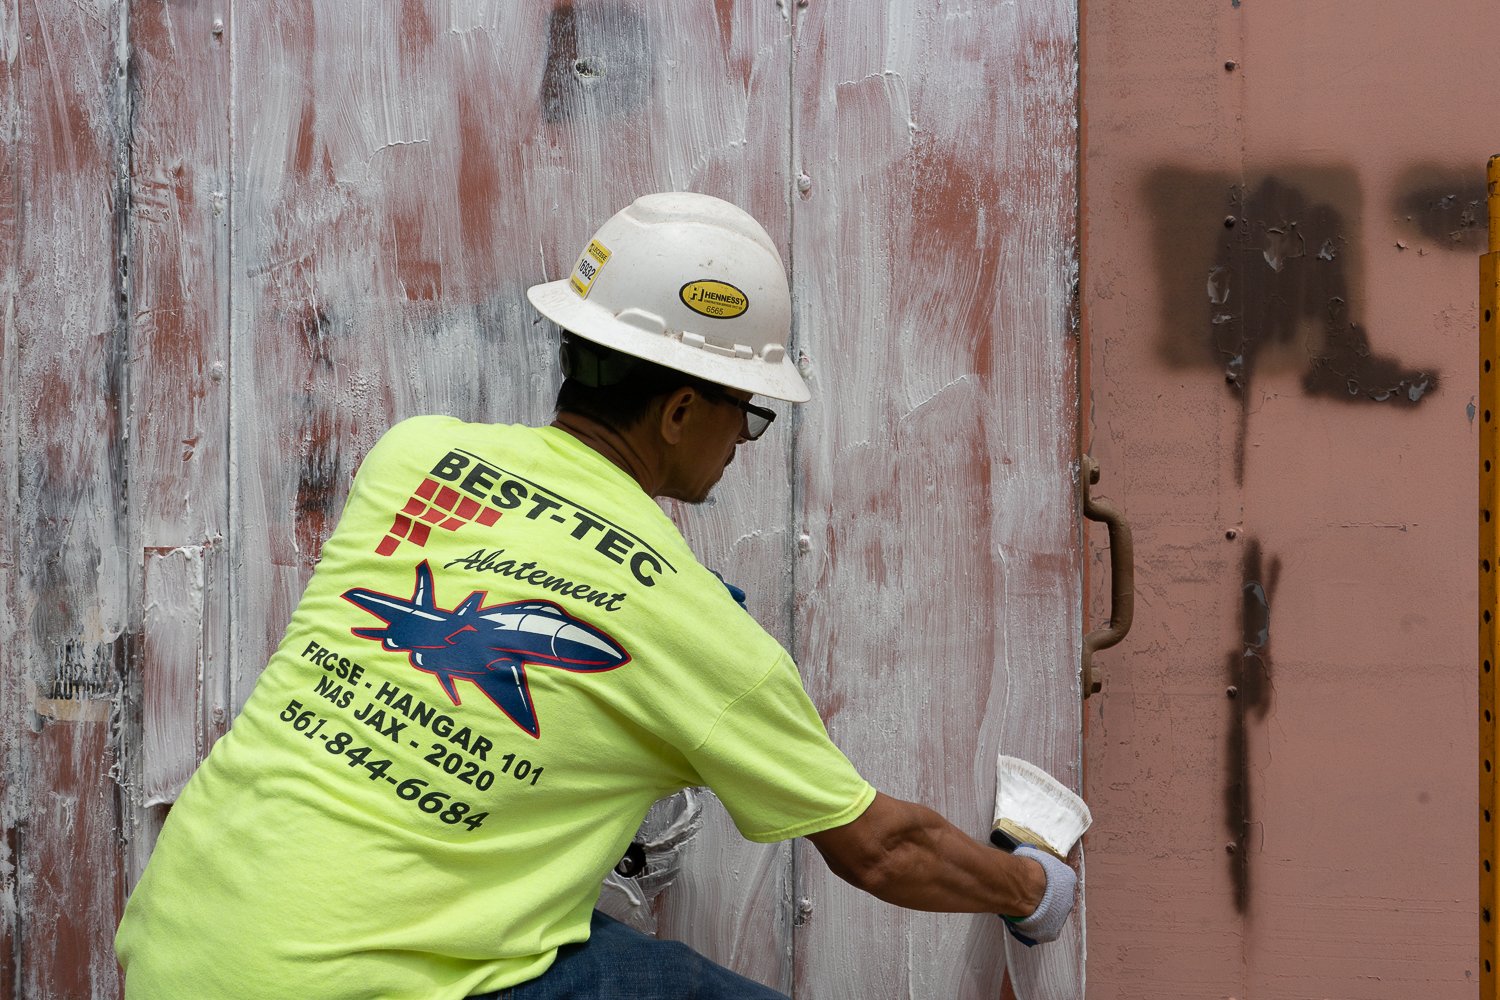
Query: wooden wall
0 3 1081 997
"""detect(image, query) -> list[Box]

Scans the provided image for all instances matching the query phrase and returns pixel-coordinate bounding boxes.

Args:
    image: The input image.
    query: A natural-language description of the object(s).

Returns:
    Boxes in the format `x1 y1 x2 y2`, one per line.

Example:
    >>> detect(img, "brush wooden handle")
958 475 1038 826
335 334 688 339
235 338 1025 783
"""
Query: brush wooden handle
991 819 1068 860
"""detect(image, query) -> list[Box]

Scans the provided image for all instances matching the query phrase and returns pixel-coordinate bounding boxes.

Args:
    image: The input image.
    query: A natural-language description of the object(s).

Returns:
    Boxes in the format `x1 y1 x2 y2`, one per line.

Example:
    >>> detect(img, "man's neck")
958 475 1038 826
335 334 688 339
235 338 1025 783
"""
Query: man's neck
549 412 662 497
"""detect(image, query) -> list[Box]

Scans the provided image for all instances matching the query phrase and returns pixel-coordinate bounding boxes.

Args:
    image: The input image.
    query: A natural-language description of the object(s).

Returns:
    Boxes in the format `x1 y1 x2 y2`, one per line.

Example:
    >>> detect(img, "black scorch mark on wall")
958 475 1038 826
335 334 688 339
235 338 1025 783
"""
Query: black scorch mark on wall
1225 539 1279 914
1395 163 1488 251
1146 168 1440 484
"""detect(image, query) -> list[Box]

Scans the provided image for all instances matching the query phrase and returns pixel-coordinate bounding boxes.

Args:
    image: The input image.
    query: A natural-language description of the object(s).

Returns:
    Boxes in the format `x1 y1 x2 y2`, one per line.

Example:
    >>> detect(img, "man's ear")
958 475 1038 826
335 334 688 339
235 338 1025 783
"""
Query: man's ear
656 386 699 446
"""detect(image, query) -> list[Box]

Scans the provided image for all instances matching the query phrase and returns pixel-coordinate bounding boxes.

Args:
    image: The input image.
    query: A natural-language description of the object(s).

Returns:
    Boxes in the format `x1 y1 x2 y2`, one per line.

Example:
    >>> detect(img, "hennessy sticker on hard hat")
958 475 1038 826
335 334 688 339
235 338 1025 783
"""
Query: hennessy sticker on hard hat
569 240 612 298
680 280 749 319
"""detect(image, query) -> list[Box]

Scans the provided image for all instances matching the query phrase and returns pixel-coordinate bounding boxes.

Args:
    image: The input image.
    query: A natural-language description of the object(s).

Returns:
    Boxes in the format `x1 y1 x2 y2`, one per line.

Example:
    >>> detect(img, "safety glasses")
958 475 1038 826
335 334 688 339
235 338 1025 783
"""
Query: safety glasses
701 387 776 441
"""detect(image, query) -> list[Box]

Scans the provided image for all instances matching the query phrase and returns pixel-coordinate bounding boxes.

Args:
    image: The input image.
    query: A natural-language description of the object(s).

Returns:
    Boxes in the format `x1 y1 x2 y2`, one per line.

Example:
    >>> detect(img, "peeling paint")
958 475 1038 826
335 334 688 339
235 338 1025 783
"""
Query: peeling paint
1395 164 1488 251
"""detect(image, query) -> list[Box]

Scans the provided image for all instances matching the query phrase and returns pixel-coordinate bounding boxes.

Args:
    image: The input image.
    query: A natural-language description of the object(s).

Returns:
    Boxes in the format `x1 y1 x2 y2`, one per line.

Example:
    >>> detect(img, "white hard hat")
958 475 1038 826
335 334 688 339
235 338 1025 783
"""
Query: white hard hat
527 192 809 402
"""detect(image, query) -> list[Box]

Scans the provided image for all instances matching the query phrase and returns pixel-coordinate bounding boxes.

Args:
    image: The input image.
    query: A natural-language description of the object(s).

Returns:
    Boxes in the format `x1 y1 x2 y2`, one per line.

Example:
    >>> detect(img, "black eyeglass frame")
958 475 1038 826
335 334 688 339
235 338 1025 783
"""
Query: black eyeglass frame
699 386 776 441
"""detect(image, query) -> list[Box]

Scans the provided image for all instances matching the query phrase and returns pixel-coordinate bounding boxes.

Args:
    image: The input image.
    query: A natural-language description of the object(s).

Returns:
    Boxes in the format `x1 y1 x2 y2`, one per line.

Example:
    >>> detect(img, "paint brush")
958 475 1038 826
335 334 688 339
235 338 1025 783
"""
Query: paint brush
990 755 1091 859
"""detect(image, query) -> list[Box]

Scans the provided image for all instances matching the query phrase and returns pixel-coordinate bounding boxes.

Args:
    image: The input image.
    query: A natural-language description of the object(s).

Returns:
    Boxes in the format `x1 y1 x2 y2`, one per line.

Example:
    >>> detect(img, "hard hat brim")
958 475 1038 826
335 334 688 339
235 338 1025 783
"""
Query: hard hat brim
527 279 812 403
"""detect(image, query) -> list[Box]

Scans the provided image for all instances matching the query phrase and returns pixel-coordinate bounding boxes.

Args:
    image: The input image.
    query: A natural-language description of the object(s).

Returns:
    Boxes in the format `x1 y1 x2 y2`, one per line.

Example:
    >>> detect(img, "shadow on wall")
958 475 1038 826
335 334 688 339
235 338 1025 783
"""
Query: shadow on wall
1143 164 1481 484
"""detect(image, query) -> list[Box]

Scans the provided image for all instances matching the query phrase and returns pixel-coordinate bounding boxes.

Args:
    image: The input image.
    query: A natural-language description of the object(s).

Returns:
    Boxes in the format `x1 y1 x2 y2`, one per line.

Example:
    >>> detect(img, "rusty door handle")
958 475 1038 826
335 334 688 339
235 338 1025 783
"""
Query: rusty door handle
1082 455 1134 698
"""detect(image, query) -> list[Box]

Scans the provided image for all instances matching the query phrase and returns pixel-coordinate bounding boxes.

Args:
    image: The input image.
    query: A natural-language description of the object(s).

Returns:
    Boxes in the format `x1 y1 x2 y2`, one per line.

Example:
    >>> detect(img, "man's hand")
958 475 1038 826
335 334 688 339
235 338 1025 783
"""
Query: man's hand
1002 845 1077 945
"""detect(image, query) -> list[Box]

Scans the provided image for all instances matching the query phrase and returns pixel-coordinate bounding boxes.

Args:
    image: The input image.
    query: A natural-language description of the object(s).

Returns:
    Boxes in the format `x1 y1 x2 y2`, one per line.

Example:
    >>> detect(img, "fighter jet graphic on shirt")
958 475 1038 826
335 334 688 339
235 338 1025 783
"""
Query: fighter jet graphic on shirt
342 561 629 738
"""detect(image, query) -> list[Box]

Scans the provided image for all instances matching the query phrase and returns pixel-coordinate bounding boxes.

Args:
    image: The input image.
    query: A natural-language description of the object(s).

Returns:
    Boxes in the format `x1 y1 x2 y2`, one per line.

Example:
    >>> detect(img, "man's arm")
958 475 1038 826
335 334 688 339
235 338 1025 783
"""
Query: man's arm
805 791 1049 917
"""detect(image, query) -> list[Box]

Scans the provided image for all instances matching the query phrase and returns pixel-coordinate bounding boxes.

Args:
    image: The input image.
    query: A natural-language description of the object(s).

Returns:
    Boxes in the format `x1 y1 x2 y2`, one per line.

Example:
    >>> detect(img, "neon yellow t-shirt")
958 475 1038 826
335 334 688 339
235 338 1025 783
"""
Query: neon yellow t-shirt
115 417 874 1000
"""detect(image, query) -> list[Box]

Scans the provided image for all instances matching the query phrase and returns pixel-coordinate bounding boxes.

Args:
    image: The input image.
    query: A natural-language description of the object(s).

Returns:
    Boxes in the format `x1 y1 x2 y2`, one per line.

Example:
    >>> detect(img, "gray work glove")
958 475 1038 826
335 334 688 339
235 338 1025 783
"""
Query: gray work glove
1002 845 1078 946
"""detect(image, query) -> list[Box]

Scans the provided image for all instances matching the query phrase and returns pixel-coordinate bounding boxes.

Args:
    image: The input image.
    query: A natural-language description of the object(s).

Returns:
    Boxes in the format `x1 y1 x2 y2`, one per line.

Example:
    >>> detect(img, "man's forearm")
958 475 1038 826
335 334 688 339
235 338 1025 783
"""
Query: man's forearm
807 792 1047 917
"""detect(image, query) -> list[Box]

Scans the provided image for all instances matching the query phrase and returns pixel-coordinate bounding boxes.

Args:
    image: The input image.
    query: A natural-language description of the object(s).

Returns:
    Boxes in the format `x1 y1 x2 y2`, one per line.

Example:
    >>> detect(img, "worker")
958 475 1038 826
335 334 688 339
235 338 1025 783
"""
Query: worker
114 192 1077 999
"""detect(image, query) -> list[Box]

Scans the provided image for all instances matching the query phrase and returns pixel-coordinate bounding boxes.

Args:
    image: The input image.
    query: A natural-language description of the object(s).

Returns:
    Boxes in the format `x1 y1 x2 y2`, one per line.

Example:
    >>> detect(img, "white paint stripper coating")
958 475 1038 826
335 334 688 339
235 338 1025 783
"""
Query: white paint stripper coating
993 755 1092 860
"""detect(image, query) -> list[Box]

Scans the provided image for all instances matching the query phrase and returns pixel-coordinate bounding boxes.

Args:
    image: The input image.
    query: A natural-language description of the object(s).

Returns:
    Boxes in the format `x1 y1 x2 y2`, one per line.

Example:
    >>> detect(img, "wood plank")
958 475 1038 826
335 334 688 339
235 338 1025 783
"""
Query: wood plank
228 2 795 987
0 1 21 994
789 1 1082 996
140 546 206 807
4 0 128 996
595 5 797 989
16 723 124 1000
519 4 799 978
125 0 233 880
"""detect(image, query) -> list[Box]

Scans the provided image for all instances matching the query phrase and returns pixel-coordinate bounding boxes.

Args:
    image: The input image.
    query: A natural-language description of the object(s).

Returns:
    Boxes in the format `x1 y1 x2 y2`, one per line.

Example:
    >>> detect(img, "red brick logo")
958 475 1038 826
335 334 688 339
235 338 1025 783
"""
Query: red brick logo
376 477 501 557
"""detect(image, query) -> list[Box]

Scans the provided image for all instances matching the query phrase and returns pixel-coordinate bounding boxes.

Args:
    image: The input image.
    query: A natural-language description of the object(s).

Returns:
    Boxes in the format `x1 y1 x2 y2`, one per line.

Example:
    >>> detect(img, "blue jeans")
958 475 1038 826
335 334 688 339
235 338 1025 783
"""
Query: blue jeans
475 911 790 999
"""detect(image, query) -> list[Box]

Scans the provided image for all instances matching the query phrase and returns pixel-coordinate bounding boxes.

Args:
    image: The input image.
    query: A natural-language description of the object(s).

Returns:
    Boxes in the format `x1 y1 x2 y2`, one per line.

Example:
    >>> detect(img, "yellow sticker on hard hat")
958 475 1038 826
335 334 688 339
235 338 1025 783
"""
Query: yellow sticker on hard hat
680 280 749 320
570 239 612 298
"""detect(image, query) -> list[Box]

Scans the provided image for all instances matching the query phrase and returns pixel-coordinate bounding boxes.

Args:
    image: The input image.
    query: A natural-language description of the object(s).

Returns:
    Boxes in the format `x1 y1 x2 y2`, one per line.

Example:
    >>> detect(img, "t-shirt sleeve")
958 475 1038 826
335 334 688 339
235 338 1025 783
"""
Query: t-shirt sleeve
685 653 876 843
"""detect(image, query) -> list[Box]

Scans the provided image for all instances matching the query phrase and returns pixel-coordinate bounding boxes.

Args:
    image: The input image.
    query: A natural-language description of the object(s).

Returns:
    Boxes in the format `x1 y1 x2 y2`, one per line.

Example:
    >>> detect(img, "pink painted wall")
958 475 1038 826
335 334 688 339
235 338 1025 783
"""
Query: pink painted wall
1081 1 1488 996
